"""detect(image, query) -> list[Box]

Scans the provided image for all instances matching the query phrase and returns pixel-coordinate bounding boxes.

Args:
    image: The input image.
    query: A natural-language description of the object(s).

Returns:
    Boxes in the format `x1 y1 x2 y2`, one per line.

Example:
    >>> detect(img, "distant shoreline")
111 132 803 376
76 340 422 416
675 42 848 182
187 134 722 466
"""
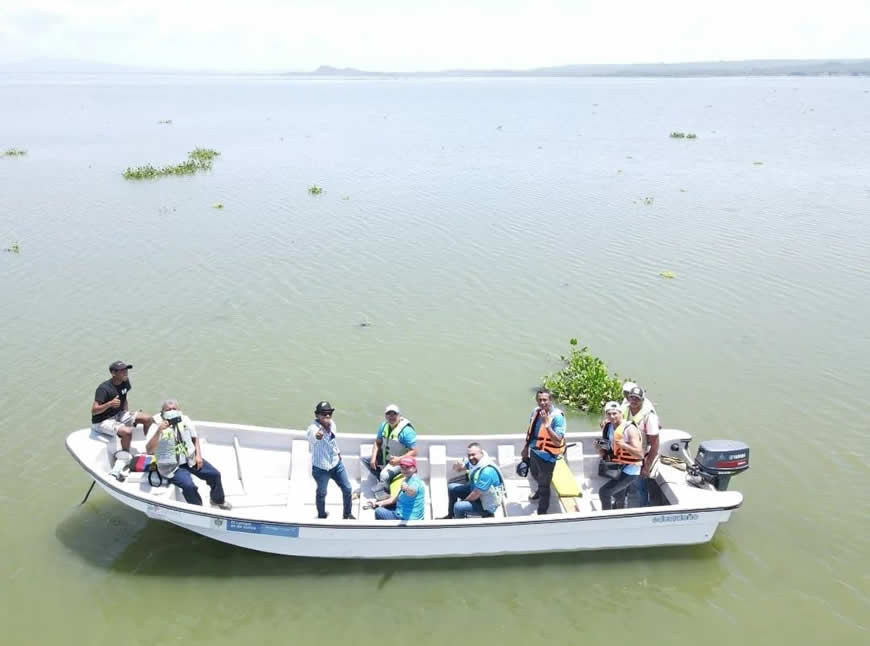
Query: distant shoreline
2 58 869 78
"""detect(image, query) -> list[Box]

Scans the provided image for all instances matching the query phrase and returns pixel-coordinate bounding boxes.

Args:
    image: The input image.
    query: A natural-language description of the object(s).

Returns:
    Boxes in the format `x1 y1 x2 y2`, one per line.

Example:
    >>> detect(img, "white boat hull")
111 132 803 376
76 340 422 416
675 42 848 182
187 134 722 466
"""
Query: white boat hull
69 422 743 559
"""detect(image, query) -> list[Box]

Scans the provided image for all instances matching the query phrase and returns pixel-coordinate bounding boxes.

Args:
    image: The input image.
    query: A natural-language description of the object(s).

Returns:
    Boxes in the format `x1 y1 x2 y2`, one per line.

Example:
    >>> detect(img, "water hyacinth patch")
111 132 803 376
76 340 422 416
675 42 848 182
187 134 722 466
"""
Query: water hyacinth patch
308 185 323 195
123 148 221 180
3 149 27 156
542 339 624 413
5 242 21 253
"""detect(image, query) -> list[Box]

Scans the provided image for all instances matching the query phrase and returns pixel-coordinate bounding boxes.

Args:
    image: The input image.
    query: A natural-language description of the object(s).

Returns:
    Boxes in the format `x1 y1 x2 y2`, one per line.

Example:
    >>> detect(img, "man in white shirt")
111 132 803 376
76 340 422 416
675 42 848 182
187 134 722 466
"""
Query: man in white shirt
306 401 354 520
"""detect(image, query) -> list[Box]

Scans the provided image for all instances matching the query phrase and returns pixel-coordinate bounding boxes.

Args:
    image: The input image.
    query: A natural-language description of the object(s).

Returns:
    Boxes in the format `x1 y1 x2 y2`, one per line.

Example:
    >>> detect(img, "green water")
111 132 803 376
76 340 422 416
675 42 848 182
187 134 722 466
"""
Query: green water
0 75 868 644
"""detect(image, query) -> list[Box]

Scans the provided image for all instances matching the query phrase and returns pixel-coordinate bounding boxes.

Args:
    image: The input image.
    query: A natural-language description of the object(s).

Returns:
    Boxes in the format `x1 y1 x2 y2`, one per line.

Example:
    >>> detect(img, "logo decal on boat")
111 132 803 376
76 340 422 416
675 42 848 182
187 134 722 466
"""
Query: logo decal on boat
226 519 300 538
652 513 699 523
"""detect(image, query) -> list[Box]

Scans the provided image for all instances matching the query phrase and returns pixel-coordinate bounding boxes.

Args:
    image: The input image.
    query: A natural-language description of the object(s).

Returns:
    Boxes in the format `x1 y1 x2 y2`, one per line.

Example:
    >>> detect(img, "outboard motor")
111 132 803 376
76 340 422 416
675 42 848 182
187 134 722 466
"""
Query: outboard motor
687 440 750 491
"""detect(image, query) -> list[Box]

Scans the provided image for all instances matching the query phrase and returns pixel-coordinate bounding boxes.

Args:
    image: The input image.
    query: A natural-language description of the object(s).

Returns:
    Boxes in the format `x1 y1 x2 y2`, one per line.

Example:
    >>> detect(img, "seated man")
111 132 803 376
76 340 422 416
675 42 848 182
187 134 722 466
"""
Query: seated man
598 401 643 510
145 399 232 510
362 404 417 493
372 456 426 521
444 442 506 519
91 360 152 452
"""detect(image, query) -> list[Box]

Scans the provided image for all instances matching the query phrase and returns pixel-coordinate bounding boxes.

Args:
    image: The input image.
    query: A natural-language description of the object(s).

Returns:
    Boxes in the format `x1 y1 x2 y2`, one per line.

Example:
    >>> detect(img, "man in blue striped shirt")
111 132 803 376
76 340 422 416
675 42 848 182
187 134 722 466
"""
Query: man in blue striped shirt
306 401 354 520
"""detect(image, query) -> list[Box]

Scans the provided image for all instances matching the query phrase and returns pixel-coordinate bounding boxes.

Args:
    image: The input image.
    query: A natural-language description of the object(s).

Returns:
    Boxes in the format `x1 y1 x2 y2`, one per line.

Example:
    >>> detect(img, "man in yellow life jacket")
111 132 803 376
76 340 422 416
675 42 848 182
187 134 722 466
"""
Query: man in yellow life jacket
598 401 643 510
363 404 418 493
620 385 660 506
521 388 566 515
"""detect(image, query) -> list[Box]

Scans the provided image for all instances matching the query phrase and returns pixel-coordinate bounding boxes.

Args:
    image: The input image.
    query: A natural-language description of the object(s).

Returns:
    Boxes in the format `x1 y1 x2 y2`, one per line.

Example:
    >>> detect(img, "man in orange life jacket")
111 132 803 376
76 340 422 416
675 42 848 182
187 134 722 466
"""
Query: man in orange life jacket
598 401 643 510
521 388 566 515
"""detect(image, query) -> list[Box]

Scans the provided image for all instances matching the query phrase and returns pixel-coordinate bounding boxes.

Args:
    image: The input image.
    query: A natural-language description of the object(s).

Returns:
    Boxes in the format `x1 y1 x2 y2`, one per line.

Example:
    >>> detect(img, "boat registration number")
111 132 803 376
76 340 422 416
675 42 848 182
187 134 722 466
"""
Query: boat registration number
651 513 699 523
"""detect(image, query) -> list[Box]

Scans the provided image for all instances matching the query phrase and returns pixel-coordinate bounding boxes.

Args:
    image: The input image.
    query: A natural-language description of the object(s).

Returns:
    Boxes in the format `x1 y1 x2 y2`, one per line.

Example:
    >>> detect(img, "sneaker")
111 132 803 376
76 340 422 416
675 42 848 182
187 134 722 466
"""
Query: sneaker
211 500 233 511
528 492 540 501
317 512 329 519
343 514 356 520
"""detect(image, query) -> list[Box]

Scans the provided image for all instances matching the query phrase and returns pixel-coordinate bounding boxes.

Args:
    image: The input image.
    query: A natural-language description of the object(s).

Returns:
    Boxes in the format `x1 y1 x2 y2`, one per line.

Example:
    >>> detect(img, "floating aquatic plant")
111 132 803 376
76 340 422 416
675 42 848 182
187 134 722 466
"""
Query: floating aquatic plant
542 339 624 413
122 148 221 180
3 148 27 156
157 120 173 124
5 242 20 253
212 203 224 209
753 161 764 166
670 132 686 138
686 133 697 139
659 271 676 279
641 196 654 205
308 185 323 195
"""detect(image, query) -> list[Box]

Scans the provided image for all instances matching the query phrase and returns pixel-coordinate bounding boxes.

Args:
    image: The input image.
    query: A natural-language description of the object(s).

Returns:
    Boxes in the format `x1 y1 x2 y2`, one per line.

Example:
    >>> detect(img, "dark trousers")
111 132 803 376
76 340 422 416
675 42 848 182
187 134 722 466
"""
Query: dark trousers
529 452 557 514
599 472 640 510
168 460 225 506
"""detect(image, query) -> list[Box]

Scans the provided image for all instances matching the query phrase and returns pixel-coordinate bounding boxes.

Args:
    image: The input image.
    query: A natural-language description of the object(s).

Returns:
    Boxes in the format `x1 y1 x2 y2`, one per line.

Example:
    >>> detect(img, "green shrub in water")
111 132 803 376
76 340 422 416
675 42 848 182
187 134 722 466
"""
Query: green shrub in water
542 339 624 412
123 148 220 180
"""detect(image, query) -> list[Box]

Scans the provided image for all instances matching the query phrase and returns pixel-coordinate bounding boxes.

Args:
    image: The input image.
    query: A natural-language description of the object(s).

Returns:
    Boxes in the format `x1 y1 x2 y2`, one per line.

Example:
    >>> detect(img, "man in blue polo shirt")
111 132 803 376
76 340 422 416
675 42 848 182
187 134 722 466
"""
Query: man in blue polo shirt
521 388 566 515
363 404 417 493
372 457 426 521
445 442 506 519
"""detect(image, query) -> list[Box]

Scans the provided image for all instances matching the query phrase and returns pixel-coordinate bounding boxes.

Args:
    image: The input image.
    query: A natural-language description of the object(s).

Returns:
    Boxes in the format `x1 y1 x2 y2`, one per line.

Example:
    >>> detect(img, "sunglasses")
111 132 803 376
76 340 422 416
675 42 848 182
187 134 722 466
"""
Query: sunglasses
385 411 398 416
318 412 333 417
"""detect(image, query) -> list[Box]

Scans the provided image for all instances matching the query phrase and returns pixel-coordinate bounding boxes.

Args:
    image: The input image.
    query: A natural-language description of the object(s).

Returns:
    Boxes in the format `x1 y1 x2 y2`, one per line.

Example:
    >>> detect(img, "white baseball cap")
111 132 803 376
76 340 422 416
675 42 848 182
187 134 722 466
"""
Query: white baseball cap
622 381 637 393
384 404 400 414
604 401 621 413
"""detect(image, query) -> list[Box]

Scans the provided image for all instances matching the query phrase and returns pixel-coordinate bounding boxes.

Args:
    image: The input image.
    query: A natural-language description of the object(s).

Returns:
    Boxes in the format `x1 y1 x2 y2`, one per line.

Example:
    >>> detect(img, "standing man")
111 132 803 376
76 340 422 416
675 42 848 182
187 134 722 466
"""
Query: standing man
444 442 506 519
91 360 152 451
372 456 426 521
145 399 231 510
363 404 417 493
307 401 354 520
621 385 660 506
598 401 643 510
521 388 566 515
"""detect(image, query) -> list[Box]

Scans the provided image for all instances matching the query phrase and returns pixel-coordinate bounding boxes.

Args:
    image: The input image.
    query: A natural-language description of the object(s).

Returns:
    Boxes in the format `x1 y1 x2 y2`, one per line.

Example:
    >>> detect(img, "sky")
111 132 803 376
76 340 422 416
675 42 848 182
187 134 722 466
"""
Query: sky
1 0 869 73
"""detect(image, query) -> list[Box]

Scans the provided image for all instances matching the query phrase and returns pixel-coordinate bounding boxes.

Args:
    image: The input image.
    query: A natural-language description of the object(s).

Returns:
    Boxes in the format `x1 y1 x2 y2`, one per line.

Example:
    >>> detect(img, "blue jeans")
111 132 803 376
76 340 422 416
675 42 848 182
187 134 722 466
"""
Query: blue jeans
168 460 225 506
453 499 494 519
375 506 399 520
446 481 471 518
633 476 650 507
599 472 640 510
312 460 352 518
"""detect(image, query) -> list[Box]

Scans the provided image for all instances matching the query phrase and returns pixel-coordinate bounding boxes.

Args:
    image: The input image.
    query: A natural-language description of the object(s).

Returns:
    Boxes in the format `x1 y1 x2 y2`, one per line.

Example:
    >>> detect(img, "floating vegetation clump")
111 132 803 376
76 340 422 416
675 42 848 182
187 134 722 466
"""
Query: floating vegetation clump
641 196 654 205
3 148 27 157
212 203 224 209
753 161 764 166
670 132 686 138
157 120 173 124
123 148 221 180
5 242 20 254
542 339 624 413
686 133 697 139
308 185 323 195
659 271 676 279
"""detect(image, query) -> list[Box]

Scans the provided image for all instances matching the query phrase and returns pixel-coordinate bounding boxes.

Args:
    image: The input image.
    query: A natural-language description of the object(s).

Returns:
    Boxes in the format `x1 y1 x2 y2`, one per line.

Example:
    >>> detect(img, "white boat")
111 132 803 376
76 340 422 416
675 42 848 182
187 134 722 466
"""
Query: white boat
65 422 749 559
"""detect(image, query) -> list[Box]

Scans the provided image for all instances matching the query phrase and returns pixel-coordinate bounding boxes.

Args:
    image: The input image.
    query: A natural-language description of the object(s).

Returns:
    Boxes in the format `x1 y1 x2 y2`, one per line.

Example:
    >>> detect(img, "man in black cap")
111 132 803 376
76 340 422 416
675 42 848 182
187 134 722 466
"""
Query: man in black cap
91 361 152 451
306 401 354 520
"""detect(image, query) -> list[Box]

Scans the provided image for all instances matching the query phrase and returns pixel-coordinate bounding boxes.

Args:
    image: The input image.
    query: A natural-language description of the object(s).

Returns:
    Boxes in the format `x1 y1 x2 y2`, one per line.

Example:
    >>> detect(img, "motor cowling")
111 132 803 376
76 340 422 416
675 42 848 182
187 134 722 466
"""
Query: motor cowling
691 440 750 491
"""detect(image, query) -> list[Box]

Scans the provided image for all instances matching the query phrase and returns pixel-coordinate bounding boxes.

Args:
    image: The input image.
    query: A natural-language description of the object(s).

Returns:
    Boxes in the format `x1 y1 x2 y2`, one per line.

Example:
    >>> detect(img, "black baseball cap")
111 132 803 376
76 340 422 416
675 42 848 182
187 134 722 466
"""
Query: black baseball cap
315 400 335 414
109 360 133 372
628 386 645 399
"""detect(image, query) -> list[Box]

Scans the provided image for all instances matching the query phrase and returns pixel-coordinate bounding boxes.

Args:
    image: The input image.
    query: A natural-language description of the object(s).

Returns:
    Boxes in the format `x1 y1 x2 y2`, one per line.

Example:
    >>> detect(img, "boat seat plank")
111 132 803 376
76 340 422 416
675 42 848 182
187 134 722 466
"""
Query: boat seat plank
428 445 448 519
497 444 516 469
289 439 311 512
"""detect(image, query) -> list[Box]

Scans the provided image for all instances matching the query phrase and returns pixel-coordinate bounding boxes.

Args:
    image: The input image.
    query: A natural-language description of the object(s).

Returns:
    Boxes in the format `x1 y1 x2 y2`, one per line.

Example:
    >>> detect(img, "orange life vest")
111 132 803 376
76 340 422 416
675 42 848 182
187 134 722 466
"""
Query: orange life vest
525 408 565 457
611 421 642 465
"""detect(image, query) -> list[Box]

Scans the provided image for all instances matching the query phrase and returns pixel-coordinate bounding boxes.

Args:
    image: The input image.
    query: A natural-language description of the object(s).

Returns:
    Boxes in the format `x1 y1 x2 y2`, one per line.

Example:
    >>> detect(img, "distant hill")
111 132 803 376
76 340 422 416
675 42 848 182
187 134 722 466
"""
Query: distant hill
297 59 870 78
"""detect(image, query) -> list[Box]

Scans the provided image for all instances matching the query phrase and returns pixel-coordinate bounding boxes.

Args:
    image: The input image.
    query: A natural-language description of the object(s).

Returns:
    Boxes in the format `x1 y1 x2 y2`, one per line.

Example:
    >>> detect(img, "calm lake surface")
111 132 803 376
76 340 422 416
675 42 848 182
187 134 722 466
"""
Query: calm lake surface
1 75 868 645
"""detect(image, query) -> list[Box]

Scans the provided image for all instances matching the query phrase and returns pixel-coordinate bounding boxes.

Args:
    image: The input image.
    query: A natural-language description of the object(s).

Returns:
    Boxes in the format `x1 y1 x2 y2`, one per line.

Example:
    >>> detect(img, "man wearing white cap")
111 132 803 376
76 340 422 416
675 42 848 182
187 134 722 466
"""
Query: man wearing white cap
363 404 418 493
598 401 643 510
621 385 660 506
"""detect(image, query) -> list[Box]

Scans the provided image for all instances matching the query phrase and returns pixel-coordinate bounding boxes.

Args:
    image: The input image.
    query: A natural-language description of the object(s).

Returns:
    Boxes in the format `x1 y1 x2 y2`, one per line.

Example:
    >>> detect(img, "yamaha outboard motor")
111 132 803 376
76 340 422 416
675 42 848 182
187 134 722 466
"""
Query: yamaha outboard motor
687 440 750 491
